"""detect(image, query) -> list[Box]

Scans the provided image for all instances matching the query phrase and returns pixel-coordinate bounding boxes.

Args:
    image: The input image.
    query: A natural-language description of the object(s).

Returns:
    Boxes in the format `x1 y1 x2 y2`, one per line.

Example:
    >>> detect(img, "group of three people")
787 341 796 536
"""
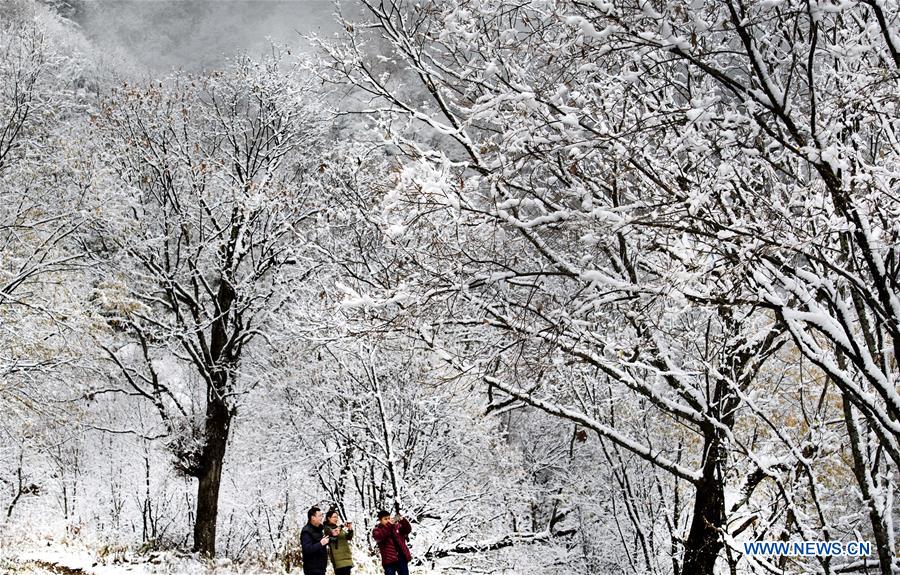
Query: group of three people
300 506 413 575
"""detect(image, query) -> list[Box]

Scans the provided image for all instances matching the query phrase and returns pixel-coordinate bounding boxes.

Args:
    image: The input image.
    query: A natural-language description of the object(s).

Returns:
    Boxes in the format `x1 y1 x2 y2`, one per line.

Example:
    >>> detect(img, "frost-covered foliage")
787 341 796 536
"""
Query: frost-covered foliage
0 0 99 537
315 0 900 573
82 53 330 557
1 0 898 574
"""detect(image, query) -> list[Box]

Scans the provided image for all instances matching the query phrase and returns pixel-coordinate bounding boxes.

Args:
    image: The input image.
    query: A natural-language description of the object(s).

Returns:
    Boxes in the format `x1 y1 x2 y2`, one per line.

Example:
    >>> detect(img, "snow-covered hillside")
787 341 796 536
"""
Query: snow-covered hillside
2 0 898 574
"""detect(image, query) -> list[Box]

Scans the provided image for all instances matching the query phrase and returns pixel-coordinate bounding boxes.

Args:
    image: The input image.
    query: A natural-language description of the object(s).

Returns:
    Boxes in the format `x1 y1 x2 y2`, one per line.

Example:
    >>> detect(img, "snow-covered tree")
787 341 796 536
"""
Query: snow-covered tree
316 1 899 573
0 1 98 533
88 53 327 557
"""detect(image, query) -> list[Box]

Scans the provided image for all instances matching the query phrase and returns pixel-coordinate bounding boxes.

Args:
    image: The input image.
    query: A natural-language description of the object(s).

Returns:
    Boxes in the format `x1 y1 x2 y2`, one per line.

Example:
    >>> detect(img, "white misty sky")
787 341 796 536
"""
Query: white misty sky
79 0 342 72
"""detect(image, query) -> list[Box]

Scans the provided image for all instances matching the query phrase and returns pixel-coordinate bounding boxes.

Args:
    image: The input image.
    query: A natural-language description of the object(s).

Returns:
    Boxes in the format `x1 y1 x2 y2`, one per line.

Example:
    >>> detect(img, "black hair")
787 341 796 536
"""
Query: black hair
308 506 321 521
377 510 390 520
326 507 339 521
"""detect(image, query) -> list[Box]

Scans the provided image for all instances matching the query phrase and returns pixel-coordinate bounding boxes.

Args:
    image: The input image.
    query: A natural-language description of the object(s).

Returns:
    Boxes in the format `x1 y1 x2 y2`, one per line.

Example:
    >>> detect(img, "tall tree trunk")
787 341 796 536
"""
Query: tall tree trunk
843 396 894 575
193 397 231 557
192 275 237 556
679 312 779 574
682 428 726 575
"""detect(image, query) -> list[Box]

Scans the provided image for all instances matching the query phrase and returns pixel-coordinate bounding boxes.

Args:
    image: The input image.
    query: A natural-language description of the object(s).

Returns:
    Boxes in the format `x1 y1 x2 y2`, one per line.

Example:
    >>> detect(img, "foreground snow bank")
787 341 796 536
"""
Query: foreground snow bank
6 546 265 575
2 541 434 575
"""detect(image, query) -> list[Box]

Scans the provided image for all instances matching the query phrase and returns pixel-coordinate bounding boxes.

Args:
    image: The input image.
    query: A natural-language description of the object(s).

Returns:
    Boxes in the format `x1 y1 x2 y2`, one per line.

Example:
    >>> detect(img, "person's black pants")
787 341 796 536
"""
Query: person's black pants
335 567 352 575
384 560 409 575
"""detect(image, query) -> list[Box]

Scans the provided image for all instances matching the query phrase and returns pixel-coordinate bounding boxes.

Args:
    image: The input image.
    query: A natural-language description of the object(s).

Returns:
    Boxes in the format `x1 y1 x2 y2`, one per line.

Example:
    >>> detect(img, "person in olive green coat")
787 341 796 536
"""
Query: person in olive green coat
324 508 355 575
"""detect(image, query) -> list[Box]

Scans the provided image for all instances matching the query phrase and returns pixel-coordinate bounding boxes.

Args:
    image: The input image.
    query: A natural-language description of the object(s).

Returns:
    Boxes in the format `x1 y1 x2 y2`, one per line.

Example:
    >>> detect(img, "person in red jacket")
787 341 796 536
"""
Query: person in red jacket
372 510 412 575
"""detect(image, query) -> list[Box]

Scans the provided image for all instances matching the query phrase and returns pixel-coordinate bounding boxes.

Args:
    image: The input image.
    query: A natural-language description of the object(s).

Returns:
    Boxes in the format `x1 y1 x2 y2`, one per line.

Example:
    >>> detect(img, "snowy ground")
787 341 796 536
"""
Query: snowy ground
2 546 268 575
1 541 426 575
1 543 315 575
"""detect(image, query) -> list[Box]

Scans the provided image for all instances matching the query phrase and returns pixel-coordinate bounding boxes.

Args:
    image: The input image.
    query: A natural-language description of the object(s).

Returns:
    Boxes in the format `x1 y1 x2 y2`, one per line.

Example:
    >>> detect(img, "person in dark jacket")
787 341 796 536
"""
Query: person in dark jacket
372 510 412 575
300 506 330 575
324 507 355 575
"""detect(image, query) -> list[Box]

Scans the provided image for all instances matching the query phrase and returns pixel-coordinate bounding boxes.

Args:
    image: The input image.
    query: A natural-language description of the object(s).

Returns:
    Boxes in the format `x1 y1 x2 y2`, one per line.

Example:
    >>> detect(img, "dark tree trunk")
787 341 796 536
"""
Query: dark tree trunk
683 366 738 575
679 311 779 574
682 428 726 575
193 397 231 557
843 396 894 575
192 275 237 557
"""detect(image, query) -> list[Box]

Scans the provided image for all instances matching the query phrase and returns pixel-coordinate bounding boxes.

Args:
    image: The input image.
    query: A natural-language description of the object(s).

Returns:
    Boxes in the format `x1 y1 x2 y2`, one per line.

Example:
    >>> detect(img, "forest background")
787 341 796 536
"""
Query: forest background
1 0 898 574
